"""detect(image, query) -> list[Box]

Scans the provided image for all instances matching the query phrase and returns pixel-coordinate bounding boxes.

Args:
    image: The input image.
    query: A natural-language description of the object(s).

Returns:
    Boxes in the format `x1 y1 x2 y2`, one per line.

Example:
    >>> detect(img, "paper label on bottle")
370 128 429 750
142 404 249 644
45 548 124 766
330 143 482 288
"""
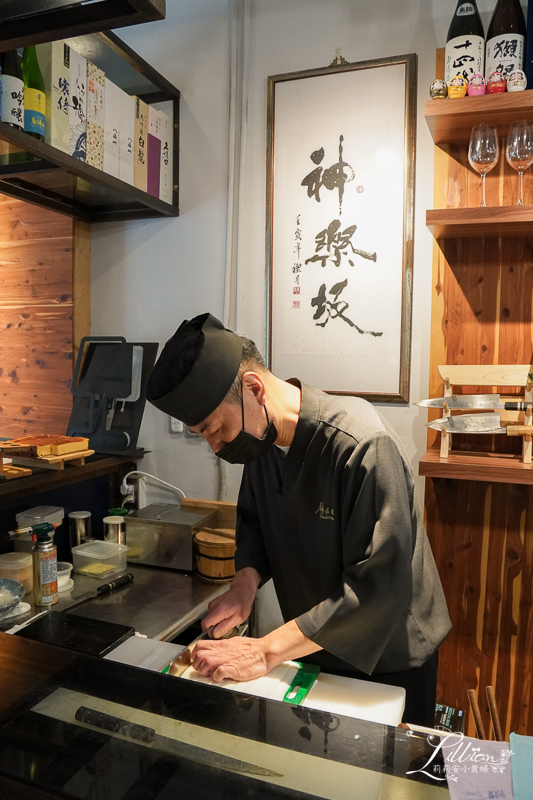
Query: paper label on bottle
485 33 524 79
457 4 476 15
1 74 24 128
445 35 484 83
39 552 58 602
24 87 46 135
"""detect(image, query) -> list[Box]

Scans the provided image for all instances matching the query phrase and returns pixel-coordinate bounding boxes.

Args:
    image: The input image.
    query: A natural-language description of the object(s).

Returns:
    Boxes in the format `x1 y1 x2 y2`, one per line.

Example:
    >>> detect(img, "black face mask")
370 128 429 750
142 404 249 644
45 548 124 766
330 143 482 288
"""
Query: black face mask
216 397 277 465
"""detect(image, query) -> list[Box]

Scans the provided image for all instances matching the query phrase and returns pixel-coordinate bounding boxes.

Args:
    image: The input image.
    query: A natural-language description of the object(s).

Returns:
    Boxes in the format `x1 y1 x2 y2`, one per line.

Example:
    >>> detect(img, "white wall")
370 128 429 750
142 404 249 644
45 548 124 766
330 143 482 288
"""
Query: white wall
91 0 232 503
91 0 510 508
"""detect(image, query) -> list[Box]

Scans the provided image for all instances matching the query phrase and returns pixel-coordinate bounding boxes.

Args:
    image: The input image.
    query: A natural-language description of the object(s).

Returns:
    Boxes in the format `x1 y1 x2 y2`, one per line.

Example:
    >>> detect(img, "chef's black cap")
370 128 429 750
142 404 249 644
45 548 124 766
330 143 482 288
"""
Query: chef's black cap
146 313 243 426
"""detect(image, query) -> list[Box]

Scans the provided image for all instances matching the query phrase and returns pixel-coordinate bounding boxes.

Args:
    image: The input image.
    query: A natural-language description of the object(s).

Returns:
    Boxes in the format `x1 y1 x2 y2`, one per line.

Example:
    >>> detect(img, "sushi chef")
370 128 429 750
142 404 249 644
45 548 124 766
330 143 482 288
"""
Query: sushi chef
146 312 451 727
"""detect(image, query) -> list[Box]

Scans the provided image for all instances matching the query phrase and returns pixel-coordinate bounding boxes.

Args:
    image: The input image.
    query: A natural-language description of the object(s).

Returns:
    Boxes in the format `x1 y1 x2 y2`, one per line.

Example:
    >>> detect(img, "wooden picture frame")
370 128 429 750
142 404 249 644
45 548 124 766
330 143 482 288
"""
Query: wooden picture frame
266 53 417 402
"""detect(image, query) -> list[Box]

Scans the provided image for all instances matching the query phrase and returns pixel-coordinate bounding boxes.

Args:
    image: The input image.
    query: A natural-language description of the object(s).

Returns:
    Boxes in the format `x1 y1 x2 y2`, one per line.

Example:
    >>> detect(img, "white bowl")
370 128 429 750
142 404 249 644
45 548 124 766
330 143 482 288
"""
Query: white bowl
57 562 73 589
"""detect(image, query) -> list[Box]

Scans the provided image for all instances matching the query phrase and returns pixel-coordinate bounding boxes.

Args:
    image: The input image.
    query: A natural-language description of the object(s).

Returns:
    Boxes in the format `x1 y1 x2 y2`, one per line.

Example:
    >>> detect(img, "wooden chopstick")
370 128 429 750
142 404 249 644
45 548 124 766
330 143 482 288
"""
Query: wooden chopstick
485 686 504 741
467 689 486 740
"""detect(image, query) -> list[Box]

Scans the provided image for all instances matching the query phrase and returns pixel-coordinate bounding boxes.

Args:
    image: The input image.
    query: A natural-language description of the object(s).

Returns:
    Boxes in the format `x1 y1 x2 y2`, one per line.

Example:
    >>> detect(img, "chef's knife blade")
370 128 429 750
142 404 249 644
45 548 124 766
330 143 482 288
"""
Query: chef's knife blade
418 395 528 410
426 414 506 434
167 623 248 677
59 572 134 613
75 705 282 778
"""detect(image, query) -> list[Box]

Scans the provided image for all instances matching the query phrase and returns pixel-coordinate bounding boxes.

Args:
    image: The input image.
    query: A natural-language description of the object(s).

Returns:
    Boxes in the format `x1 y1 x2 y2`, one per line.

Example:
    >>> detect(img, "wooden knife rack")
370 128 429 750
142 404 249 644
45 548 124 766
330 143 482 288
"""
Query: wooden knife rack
435 364 533 462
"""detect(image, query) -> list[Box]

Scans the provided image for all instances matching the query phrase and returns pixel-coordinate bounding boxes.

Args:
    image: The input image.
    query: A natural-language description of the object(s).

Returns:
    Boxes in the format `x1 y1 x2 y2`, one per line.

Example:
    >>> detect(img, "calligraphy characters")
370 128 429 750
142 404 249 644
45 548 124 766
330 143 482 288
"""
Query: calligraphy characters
305 219 376 268
446 37 484 81
300 135 381 336
311 279 382 337
57 76 69 114
301 135 354 215
9 88 24 126
491 38 520 75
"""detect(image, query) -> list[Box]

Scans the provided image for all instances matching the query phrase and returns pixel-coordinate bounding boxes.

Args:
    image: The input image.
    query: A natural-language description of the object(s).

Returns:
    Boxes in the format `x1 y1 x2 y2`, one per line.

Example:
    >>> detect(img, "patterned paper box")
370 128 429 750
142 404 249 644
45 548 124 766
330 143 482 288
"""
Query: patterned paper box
118 90 134 185
35 41 70 153
134 97 148 192
147 106 161 198
103 79 120 179
69 48 86 161
86 61 105 169
159 109 173 204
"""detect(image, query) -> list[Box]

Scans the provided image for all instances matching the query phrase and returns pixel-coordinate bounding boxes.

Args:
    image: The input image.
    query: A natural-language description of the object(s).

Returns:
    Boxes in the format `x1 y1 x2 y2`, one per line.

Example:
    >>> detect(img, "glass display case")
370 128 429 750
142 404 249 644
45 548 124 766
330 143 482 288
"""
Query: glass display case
0 632 450 799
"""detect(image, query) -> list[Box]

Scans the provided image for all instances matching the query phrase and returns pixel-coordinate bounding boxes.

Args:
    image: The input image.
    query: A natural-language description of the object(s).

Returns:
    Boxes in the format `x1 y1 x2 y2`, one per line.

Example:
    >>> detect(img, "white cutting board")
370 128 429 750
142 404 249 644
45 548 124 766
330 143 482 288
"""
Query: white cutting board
180 662 405 726
106 638 405 726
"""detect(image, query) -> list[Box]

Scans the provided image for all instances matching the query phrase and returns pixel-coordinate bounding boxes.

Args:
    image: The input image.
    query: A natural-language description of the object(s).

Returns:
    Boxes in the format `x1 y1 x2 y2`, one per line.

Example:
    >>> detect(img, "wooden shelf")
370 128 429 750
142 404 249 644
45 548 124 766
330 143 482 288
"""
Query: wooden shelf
0 450 144 506
427 205 533 238
419 448 533 484
0 32 180 222
0 1 165 52
425 90 533 145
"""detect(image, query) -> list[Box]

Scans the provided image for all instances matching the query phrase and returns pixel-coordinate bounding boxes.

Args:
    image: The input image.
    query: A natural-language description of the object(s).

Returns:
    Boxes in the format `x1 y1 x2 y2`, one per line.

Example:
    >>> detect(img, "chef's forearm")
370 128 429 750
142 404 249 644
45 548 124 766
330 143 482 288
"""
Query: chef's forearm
233 566 262 594
262 619 322 671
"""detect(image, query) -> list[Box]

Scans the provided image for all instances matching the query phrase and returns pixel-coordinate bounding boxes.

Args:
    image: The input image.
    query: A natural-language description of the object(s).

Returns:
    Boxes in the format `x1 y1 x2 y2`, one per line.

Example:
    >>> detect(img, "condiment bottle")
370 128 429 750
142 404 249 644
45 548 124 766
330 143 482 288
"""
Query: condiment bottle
32 523 58 607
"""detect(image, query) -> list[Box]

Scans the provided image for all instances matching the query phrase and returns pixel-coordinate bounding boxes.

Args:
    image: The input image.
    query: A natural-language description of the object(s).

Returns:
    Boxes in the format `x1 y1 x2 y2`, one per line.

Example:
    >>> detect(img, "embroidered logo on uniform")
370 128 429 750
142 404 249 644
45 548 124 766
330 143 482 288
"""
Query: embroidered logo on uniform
315 501 335 521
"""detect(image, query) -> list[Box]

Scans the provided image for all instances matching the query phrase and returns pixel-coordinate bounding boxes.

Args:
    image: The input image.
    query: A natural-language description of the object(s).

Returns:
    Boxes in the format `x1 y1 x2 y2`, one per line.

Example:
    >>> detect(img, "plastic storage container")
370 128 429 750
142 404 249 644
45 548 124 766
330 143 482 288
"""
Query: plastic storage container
125 526 156 561
71 541 127 579
14 506 64 554
16 505 64 529
0 552 33 594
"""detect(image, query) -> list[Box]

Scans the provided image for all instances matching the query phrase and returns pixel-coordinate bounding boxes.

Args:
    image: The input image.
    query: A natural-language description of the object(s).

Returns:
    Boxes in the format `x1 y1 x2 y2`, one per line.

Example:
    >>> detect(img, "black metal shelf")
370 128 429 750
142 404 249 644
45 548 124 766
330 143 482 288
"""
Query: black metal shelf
0 32 180 222
0 1 166 52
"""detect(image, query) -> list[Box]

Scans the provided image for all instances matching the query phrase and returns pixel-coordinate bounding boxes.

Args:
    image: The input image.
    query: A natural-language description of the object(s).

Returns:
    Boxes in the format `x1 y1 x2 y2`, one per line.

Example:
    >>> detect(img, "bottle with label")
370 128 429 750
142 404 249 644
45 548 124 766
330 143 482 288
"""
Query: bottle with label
485 0 527 79
32 523 58 607
445 1 485 85
21 45 45 140
0 49 24 129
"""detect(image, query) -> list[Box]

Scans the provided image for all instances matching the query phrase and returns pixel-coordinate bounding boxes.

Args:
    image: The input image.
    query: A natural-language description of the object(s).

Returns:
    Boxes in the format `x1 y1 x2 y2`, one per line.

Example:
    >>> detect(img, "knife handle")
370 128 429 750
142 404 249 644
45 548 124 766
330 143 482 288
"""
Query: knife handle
507 425 533 436
96 572 134 595
504 402 529 411
75 706 155 743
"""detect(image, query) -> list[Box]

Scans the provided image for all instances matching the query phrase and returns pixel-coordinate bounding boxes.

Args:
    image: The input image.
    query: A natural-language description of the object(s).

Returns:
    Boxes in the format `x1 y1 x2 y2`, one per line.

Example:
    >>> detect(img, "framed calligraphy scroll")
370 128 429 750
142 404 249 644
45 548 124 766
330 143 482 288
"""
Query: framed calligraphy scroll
266 54 417 402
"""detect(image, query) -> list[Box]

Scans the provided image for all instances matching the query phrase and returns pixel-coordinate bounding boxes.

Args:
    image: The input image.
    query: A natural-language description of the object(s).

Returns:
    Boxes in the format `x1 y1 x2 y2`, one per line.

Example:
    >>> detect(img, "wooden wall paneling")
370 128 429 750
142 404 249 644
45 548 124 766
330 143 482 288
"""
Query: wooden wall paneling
0 196 77 438
425 61 533 736
73 219 91 366
498 238 533 367
427 477 533 737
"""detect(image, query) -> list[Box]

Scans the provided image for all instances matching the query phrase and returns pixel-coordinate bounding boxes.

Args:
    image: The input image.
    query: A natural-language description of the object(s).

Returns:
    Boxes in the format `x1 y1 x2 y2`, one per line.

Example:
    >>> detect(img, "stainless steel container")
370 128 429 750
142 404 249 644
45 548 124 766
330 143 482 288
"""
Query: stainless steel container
68 511 92 547
124 503 217 571
103 516 126 545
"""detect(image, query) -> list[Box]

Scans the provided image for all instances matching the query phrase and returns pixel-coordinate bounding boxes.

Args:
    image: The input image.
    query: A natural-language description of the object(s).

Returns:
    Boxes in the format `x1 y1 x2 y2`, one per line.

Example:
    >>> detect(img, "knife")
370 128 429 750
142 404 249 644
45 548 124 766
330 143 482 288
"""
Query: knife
426 414 507 434
418 395 529 410
5 573 135 634
59 573 134 612
167 623 248 678
75 705 282 778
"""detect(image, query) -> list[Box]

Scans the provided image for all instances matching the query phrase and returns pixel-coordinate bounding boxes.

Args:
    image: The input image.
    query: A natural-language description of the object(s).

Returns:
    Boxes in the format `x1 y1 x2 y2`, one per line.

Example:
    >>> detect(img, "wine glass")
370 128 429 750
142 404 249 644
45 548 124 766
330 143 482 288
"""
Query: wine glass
505 120 533 205
468 124 500 208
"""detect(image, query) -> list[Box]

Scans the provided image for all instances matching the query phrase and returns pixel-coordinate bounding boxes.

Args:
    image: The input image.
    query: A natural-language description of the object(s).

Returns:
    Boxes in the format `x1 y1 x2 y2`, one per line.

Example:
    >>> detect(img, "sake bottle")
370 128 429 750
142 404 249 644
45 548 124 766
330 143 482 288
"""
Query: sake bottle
445 1 485 85
21 45 45 140
0 50 24 129
485 0 527 78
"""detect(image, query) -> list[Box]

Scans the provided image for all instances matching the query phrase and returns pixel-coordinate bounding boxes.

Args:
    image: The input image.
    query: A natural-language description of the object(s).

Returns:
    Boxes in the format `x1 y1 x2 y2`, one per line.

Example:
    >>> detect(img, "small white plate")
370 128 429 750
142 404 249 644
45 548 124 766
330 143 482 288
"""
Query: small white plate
58 578 74 593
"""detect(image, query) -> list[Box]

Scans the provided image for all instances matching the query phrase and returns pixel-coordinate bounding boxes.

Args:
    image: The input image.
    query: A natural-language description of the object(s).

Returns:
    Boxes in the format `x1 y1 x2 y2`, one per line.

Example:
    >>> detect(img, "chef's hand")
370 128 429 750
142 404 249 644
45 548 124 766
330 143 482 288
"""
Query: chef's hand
191 620 324 683
192 636 268 683
202 567 261 638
